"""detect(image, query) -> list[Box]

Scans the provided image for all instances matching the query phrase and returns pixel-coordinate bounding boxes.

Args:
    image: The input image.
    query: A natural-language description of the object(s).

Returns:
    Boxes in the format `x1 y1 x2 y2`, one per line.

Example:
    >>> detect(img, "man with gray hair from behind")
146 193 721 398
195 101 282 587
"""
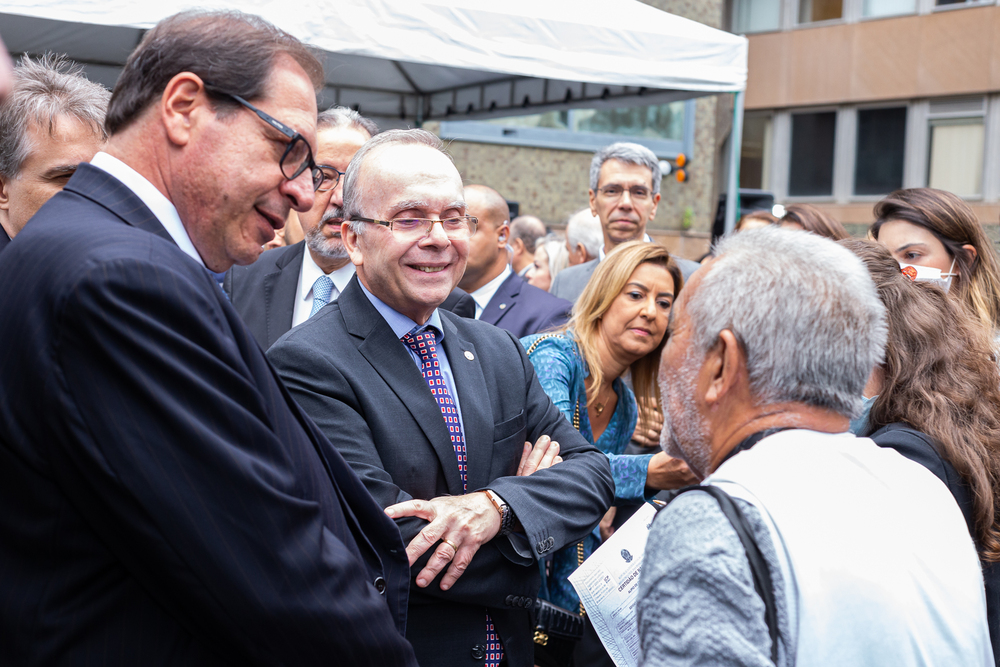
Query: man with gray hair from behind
564 207 601 266
638 226 993 667
0 54 109 251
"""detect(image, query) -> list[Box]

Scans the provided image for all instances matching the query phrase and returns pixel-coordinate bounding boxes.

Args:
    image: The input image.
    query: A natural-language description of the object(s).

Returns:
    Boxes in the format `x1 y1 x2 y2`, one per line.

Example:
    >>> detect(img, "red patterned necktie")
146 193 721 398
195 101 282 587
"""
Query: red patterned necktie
401 325 503 667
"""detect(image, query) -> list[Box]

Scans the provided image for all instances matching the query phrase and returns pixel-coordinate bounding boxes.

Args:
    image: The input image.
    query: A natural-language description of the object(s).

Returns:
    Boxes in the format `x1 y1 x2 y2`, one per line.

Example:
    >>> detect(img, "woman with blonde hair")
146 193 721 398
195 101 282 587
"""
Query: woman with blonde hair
528 236 570 292
871 187 1000 334
521 241 696 667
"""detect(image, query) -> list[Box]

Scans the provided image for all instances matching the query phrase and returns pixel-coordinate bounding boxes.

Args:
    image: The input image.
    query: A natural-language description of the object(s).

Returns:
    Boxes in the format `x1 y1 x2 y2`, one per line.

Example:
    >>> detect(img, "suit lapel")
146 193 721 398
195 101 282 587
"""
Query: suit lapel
340 278 466 495
264 243 305 347
480 273 521 327
65 163 173 242
439 314 494 493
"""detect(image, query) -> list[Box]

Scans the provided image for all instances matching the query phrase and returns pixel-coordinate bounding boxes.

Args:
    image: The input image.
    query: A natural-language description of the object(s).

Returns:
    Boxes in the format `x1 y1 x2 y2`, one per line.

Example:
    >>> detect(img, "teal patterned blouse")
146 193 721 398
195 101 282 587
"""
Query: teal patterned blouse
520 331 653 613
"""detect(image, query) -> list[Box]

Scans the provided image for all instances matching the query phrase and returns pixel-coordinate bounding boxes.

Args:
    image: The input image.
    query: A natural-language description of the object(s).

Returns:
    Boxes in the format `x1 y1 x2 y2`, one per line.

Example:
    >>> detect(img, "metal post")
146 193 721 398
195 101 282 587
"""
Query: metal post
724 90 745 235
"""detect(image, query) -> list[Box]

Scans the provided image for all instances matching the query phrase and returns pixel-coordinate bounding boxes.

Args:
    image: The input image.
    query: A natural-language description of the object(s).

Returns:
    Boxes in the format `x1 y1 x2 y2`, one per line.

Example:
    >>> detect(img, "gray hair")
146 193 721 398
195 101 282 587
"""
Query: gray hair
343 128 449 235
510 215 546 252
0 54 110 178
565 208 602 258
687 226 886 417
317 106 379 138
538 236 570 280
589 142 662 196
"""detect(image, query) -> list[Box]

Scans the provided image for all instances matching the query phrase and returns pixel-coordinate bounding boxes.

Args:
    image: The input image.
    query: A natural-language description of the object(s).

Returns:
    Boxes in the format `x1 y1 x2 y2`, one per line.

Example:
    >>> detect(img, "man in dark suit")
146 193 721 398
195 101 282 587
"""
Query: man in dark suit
0 11 416 666
459 183 571 338
0 54 108 252
268 129 614 667
550 142 701 302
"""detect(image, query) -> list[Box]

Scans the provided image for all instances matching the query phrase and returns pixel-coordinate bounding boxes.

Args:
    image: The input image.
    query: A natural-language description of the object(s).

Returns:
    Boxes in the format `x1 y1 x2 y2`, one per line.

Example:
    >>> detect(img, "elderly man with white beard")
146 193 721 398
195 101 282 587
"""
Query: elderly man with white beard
636 226 994 667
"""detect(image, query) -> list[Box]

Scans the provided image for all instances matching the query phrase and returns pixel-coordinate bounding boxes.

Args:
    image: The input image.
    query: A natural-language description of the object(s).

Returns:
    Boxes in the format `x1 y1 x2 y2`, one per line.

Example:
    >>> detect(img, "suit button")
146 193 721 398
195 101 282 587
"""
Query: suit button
523 597 533 608
506 595 515 606
536 542 546 554
547 536 555 548
471 644 485 660
374 577 386 594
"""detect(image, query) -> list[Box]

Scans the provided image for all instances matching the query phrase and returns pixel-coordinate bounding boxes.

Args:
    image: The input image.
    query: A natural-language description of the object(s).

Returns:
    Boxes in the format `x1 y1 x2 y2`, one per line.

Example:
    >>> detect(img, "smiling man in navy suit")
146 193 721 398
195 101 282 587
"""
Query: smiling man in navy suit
459 184 571 338
268 129 613 667
0 11 415 667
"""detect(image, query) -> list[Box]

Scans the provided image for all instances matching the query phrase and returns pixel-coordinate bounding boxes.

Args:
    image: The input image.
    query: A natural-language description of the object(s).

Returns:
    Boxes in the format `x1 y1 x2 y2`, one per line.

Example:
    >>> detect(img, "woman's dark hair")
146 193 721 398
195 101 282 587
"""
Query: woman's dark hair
871 187 1000 331
781 203 849 240
106 10 324 134
842 238 1000 561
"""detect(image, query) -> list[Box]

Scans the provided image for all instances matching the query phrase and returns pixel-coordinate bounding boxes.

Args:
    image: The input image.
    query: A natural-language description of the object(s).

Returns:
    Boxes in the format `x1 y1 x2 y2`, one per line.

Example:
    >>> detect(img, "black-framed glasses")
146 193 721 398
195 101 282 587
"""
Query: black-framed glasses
207 86 323 192
317 165 346 193
597 184 652 201
351 217 478 240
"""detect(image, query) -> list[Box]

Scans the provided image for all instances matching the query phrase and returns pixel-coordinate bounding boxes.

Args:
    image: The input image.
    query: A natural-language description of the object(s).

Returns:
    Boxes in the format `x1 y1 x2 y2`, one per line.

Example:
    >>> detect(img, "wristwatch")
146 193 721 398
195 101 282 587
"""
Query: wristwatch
483 489 515 536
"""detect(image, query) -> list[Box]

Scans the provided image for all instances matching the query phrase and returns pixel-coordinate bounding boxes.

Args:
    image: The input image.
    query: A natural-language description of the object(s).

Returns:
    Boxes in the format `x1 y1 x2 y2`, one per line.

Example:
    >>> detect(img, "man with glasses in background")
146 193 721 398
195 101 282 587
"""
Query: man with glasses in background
268 129 613 667
0 11 417 666
550 142 700 303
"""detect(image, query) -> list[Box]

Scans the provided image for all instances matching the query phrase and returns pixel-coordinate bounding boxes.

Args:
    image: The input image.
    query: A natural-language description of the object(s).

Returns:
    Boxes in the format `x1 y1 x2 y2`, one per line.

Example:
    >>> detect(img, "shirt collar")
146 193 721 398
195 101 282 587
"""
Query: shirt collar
598 233 653 262
302 248 357 296
470 265 512 318
90 152 204 268
358 280 445 340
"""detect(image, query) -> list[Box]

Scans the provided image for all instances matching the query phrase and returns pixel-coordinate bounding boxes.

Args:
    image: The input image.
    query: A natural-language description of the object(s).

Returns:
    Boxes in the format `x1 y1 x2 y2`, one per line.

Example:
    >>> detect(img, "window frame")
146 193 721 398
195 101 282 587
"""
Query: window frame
437 100 696 160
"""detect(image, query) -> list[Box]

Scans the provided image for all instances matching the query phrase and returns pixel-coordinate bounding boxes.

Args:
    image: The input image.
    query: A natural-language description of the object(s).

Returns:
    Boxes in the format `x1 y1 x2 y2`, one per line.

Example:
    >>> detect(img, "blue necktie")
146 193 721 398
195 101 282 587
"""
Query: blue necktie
400 325 502 667
309 275 334 317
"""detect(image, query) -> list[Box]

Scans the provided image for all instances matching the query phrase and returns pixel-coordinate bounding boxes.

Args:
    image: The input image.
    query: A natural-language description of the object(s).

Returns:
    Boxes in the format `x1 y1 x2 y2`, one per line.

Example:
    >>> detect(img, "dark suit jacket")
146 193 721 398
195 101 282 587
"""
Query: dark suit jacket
0 164 416 666
225 240 476 348
0 227 9 253
481 272 572 339
267 277 614 667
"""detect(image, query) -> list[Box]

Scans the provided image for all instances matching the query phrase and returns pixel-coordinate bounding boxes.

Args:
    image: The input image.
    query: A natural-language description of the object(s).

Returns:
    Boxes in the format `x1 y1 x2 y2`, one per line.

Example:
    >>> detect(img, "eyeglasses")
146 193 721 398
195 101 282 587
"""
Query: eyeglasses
352 217 478 240
317 165 346 193
597 184 652 201
208 86 324 192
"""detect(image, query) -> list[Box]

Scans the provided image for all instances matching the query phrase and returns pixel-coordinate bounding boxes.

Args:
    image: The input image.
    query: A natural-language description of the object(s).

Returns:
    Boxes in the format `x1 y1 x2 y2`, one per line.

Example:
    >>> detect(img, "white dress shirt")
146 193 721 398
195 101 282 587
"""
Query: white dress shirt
90 152 204 268
469 265 511 319
598 233 653 261
291 249 356 328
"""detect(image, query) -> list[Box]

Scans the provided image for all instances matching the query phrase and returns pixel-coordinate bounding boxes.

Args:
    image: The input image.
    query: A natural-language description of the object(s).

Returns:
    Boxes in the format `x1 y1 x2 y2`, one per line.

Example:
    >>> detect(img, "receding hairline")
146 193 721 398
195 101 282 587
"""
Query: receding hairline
464 184 509 228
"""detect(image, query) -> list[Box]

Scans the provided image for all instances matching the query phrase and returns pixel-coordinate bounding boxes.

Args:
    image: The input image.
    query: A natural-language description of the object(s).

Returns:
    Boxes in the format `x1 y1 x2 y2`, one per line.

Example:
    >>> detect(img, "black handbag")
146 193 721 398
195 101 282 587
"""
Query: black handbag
533 598 585 667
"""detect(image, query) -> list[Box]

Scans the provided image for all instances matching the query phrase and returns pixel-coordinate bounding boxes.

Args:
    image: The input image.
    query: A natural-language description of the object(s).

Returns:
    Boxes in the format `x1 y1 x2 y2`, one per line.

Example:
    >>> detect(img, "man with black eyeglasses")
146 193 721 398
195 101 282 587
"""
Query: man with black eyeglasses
0 10 417 667
268 128 613 667
550 142 701 303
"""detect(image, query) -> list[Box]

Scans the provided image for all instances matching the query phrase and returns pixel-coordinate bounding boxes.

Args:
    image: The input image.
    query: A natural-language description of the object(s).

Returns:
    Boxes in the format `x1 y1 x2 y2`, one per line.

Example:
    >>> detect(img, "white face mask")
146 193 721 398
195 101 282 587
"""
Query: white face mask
899 258 957 292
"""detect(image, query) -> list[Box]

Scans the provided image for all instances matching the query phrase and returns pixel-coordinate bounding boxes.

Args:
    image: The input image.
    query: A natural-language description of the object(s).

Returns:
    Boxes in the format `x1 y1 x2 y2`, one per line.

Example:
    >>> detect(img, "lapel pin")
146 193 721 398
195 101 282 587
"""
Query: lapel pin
498 303 507 310
464 351 475 360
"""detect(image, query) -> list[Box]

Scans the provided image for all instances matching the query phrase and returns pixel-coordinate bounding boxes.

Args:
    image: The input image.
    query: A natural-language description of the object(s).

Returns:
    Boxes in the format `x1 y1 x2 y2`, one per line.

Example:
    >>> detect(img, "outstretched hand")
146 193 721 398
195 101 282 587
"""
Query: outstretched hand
516 434 562 476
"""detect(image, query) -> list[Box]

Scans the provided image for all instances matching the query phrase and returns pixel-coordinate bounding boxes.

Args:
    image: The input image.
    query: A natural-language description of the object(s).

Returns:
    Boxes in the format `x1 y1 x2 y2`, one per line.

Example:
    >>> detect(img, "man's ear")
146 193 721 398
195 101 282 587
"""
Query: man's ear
497 223 509 248
341 221 364 267
588 189 598 218
704 329 742 407
0 172 9 212
510 237 525 256
160 72 210 148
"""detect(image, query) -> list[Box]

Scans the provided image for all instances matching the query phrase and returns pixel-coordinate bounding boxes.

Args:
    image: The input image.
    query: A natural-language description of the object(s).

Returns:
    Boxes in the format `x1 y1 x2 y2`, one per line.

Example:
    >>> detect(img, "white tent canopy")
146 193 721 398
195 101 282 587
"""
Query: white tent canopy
0 0 746 124
0 0 748 230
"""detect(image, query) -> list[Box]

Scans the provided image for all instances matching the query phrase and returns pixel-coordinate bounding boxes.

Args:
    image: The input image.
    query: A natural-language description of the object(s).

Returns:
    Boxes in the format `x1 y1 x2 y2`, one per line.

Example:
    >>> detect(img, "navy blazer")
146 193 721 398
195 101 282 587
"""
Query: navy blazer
0 227 10 253
224 240 477 348
481 272 571 339
267 276 614 667
0 164 416 666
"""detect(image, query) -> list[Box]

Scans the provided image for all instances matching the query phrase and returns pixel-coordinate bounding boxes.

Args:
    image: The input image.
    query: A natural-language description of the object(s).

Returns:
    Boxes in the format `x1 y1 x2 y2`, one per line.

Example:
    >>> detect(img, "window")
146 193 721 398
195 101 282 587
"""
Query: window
740 115 772 190
854 107 906 196
439 100 692 158
928 120 984 196
789 111 836 196
732 0 781 33
799 0 842 23
862 0 916 18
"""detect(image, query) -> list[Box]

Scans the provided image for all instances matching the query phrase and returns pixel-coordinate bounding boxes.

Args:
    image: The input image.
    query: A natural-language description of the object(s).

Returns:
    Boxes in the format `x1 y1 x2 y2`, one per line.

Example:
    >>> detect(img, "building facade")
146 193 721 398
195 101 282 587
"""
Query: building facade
734 0 1000 237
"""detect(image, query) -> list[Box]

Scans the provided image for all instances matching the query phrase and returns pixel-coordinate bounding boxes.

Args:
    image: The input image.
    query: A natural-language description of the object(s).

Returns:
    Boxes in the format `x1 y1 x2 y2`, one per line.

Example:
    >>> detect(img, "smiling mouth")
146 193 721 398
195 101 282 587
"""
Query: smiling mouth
414 266 447 273
256 207 283 230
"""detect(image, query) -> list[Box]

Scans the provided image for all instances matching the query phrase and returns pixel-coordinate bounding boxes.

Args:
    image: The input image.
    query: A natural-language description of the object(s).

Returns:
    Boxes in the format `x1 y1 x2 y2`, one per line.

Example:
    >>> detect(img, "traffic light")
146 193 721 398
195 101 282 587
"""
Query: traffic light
675 153 687 183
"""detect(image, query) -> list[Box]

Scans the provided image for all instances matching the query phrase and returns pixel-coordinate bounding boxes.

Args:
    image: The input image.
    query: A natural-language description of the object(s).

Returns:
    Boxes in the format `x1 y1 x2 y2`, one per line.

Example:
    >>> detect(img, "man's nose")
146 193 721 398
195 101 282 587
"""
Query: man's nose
281 170 316 212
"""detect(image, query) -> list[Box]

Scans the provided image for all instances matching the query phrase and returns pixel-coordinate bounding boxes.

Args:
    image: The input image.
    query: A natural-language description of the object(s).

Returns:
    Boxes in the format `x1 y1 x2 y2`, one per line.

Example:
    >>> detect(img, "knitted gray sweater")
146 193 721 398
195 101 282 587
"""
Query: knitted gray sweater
637 491 793 667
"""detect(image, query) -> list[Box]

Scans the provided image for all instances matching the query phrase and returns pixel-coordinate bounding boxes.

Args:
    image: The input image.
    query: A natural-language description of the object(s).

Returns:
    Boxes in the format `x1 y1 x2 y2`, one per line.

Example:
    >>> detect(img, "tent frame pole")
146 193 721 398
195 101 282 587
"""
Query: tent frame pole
724 90 745 235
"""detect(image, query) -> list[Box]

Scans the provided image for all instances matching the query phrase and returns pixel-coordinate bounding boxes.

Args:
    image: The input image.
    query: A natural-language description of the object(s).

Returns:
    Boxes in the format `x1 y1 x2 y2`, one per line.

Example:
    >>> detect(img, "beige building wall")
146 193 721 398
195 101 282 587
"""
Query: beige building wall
427 0 730 261
744 5 1000 232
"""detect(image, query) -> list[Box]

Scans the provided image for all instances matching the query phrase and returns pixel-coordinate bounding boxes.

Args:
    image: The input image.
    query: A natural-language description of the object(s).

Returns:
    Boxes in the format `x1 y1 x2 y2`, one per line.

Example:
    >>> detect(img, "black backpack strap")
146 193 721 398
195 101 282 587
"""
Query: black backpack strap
663 485 780 665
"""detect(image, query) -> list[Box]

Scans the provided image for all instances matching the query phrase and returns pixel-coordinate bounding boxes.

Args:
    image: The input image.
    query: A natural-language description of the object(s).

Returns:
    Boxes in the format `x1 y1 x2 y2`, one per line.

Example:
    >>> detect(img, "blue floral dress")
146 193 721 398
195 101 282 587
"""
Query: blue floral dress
520 331 652 613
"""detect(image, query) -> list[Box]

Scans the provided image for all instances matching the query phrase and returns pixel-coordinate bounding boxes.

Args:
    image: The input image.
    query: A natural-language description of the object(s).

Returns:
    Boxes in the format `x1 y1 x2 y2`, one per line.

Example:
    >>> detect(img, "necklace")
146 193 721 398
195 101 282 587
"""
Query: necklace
593 383 612 416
